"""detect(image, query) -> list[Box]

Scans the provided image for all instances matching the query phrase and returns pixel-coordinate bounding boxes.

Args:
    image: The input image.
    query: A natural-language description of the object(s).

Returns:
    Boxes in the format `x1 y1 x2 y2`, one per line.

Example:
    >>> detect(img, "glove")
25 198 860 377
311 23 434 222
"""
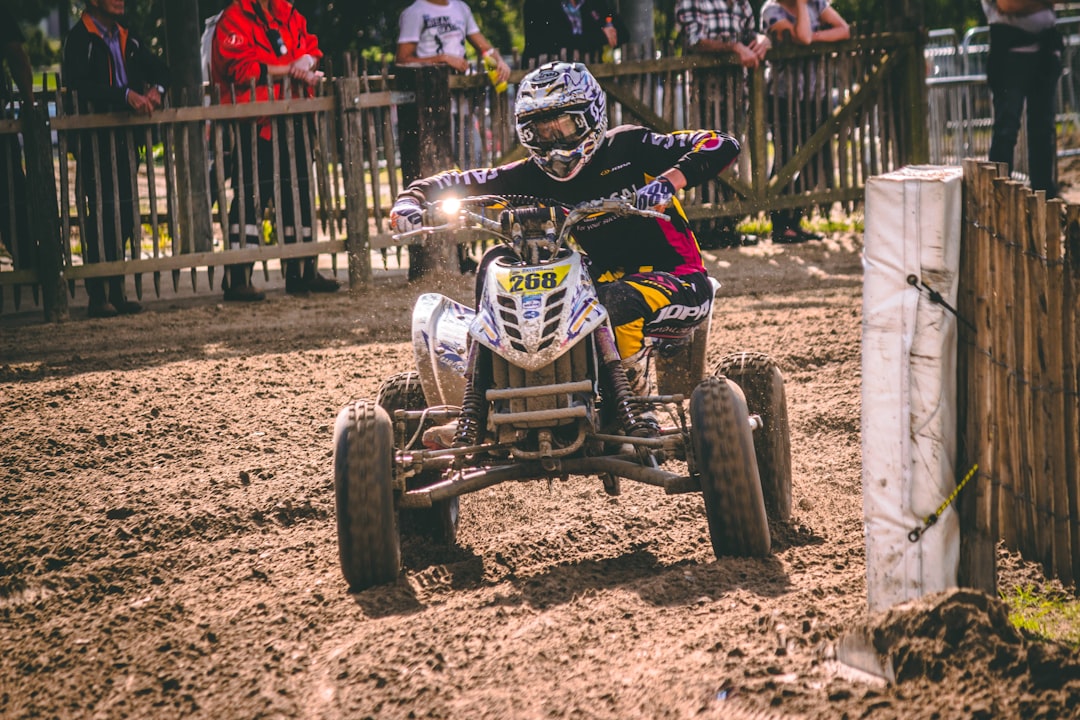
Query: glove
390 197 423 234
634 177 676 211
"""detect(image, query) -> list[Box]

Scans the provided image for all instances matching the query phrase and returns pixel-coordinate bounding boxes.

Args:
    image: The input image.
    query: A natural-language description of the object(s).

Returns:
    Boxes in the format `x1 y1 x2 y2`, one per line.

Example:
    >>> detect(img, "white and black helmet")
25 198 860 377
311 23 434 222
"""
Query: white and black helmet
515 62 607 181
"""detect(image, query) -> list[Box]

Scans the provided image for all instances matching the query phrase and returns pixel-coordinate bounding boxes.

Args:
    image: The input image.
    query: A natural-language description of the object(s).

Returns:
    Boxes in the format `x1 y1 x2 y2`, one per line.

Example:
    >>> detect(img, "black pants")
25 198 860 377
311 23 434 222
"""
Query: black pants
988 48 1061 197
77 130 139 305
0 132 29 269
226 117 315 285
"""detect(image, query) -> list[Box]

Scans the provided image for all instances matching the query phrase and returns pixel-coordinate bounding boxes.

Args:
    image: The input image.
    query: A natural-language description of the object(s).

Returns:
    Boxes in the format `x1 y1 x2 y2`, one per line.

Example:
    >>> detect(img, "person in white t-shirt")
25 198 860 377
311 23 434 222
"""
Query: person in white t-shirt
396 0 510 83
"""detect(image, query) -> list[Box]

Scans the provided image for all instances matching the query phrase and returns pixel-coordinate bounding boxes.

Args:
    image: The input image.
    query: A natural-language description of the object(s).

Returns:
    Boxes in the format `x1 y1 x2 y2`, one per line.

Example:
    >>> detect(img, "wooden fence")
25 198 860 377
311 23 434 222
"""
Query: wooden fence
958 159 1080 591
0 31 925 318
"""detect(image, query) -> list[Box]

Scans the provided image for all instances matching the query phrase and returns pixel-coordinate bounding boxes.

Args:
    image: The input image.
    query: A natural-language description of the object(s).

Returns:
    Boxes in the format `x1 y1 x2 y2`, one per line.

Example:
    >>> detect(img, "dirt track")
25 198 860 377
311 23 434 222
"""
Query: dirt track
3 233 1080 719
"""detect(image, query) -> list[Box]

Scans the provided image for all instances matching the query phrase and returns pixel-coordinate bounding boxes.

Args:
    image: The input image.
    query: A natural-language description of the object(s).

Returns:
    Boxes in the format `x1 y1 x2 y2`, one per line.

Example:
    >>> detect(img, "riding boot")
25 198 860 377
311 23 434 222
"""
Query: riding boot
621 349 659 434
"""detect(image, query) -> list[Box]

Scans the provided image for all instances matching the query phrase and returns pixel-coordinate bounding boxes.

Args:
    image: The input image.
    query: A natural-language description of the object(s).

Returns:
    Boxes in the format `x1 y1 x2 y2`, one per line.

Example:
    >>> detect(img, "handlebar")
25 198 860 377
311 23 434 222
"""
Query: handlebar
391 194 669 247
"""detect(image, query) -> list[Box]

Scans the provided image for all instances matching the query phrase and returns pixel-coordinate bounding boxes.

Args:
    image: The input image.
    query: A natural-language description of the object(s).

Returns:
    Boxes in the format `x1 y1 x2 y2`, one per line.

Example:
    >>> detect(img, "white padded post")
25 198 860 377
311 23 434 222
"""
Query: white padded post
862 165 963 614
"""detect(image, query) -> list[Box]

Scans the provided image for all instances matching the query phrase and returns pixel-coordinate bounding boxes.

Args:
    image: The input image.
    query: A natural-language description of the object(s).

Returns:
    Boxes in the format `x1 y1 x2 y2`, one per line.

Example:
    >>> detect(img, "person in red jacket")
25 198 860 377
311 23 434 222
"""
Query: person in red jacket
212 0 339 301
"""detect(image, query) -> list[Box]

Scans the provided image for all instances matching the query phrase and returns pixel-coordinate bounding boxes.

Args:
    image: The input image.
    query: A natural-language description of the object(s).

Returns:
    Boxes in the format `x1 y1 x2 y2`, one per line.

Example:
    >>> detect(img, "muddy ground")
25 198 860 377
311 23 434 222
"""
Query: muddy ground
3 228 1080 719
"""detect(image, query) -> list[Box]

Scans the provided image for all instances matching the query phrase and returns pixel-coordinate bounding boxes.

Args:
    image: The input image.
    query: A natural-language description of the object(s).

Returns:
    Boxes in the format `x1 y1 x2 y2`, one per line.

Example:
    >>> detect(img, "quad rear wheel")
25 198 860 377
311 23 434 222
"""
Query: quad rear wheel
690 376 771 558
333 401 400 591
714 352 792 522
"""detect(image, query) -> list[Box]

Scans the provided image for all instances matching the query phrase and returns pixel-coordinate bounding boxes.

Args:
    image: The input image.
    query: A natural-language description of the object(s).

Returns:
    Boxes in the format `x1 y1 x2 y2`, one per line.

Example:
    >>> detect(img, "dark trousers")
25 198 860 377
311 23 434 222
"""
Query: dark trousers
988 49 1061 197
0 133 30 269
226 117 315 286
77 130 139 305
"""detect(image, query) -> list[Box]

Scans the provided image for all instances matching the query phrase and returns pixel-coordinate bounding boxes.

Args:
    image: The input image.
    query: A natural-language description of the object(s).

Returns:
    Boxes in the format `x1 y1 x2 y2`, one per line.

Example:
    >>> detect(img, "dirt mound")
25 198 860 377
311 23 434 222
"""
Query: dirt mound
839 589 1080 719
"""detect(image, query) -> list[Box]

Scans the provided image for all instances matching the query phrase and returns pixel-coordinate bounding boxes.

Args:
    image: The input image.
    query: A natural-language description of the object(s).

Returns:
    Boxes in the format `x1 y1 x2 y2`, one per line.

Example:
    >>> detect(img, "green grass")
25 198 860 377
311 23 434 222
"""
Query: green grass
1002 584 1080 647
737 210 864 236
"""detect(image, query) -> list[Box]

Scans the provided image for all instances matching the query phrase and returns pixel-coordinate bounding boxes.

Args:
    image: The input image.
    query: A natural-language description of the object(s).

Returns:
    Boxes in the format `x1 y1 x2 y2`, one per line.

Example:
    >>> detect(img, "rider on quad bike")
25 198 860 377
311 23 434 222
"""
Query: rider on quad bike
390 61 741 426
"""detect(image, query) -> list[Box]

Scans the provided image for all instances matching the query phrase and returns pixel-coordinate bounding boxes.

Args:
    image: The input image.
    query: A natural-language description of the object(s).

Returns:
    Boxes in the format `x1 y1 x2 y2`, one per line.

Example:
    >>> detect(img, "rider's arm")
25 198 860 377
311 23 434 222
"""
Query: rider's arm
657 130 741 187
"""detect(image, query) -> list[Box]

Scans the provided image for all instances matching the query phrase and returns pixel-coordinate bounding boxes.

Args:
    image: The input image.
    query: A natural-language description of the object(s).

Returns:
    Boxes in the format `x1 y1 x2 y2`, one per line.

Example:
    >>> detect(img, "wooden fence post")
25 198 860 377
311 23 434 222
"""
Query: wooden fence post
336 75 372 289
395 65 455 279
24 104 67 322
904 32 930 165
957 160 995 593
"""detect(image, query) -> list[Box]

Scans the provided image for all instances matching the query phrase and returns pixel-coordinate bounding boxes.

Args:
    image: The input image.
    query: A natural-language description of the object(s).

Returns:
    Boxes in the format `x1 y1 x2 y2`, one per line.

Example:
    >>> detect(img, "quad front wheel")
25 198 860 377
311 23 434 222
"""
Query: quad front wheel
376 372 459 544
333 400 400 591
690 376 771 558
714 352 792 522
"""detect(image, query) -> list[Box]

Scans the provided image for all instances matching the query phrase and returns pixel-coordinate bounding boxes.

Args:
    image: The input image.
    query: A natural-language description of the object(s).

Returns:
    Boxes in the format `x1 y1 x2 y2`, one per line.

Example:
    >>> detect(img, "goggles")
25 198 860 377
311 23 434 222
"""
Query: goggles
522 110 590 151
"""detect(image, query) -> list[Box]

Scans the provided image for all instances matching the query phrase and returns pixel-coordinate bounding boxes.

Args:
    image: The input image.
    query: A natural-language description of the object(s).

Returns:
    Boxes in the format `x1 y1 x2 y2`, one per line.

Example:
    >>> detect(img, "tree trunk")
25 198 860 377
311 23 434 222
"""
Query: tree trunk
618 0 654 52
163 0 214 254
396 65 455 279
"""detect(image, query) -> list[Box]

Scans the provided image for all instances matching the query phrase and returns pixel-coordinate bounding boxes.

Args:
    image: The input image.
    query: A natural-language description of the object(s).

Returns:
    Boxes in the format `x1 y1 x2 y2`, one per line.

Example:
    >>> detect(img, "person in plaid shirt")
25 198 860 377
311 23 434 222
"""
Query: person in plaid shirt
675 0 770 68
675 0 769 248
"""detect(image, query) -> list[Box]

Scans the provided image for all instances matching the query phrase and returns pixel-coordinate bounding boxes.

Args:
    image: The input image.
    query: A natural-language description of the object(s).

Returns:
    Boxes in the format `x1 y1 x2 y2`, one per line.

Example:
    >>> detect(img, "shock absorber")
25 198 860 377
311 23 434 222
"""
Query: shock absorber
595 326 656 438
454 343 490 447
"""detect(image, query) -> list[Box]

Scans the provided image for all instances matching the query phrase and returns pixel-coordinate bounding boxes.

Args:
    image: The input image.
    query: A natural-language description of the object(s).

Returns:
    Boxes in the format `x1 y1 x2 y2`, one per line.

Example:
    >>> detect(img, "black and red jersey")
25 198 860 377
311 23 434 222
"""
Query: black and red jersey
399 125 739 279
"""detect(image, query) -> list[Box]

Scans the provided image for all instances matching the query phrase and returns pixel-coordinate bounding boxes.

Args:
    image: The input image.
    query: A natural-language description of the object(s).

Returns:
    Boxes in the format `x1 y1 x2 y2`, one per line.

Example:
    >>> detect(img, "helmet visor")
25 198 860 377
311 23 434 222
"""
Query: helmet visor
522 110 590 151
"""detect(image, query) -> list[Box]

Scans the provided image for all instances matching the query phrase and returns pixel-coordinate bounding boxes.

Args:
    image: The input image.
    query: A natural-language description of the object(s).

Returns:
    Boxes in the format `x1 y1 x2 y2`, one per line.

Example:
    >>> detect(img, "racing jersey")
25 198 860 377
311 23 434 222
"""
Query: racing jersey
399 125 739 279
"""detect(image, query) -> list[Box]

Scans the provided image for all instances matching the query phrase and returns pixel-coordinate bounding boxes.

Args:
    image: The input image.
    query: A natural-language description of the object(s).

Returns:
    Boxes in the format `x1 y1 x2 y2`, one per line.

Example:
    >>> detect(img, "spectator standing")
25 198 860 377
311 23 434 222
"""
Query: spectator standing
395 0 509 275
760 0 849 243
0 5 33 272
677 0 770 69
522 0 626 67
395 0 510 84
675 0 770 248
63 0 169 318
982 0 1062 197
212 0 340 301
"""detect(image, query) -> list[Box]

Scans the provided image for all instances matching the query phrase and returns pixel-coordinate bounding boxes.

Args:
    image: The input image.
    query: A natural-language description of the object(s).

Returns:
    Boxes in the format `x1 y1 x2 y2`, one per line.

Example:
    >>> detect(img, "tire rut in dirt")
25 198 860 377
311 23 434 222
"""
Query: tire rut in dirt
334 400 401 591
690 376 771 558
714 352 793 522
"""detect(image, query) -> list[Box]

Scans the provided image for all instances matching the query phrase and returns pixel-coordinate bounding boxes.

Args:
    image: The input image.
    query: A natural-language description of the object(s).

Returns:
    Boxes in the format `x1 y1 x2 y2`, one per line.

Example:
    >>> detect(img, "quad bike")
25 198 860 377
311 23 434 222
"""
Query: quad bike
333 194 792 592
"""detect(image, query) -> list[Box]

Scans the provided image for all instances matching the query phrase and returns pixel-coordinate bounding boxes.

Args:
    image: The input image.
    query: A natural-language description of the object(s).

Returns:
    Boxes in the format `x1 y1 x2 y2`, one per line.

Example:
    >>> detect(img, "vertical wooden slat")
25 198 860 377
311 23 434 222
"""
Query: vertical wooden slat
125 127 143 300
1042 198 1071 584
1005 180 1032 560
161 121 183 289
992 170 1016 548
958 159 996 592
337 75 372 289
1023 191 1051 573
55 82 73 276
143 125 162 297
286 115 303 253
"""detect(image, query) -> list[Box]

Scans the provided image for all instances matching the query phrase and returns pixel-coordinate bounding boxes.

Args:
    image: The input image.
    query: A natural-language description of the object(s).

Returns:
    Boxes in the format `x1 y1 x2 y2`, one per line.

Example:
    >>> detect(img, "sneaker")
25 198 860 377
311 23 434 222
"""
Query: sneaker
223 284 266 302
112 299 143 315
304 272 341 293
422 421 458 450
88 301 119 318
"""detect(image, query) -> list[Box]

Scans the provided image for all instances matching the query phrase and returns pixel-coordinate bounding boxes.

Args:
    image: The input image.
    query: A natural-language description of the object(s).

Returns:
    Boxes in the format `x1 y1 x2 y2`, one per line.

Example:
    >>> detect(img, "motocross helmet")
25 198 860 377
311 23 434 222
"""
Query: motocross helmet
515 62 608 181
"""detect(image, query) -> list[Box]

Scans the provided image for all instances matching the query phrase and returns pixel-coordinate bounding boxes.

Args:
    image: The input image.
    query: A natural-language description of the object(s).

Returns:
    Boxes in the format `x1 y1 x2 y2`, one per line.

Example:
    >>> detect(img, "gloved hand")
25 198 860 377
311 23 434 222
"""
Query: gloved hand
634 177 676 211
390 197 423 234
